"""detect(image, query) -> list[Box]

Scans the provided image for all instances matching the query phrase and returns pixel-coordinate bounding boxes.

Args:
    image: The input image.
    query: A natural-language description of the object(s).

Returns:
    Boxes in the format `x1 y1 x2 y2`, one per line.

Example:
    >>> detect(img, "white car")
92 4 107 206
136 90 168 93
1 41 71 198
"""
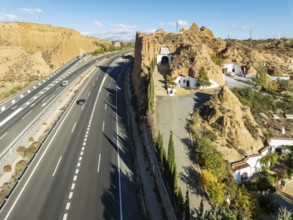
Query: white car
61 81 68 86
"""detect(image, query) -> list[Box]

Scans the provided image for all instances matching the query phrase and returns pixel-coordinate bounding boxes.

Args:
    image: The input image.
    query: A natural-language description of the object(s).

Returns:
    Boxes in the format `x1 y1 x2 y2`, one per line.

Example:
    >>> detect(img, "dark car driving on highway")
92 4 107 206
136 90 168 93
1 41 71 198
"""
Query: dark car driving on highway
76 99 85 105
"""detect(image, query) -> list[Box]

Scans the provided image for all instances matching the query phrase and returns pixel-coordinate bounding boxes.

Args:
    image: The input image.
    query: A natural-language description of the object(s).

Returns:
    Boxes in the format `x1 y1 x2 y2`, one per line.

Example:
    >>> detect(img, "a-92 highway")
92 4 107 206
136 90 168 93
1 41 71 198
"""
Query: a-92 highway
0 54 140 220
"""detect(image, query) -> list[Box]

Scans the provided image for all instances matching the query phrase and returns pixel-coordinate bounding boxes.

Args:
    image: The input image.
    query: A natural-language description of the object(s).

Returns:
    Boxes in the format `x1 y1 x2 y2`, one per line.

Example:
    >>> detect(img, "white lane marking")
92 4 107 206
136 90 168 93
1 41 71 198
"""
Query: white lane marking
82 147 85 151
77 162 80 167
66 202 70 210
3 70 97 220
88 91 91 97
75 169 79 174
80 151 83 156
42 95 56 108
42 97 48 103
102 121 105 132
0 108 23 127
69 192 73 199
116 61 124 220
63 214 68 220
71 122 76 133
22 110 32 119
105 104 107 110
46 95 56 104
71 183 75 190
73 175 77 182
52 156 62 177
97 153 101 173
0 132 8 140
11 105 17 110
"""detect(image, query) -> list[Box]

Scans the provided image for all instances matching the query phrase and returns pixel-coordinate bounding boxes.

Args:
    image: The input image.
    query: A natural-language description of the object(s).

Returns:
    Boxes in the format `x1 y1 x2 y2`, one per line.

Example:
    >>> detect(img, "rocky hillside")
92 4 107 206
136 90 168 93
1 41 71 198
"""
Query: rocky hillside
132 22 293 104
0 22 110 98
199 86 264 162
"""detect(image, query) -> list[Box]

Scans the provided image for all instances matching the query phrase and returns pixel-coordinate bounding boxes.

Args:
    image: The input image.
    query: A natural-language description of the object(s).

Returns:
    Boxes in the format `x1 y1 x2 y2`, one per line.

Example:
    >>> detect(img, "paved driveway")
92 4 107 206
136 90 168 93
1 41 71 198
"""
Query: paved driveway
156 92 211 216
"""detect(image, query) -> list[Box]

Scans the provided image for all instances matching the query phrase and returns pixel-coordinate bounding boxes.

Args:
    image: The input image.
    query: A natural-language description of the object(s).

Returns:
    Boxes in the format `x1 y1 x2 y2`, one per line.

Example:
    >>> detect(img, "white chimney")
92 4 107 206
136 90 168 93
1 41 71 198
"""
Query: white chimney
281 126 285 134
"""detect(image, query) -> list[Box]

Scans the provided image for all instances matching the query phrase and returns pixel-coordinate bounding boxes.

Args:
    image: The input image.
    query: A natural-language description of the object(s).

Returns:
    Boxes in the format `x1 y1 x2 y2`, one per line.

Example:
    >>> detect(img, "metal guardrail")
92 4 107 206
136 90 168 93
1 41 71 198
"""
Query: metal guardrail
141 123 177 220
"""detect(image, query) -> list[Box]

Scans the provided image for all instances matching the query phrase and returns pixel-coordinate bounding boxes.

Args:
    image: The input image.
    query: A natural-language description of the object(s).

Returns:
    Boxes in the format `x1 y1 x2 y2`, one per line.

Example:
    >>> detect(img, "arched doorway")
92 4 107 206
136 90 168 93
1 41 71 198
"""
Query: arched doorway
241 172 248 181
161 56 169 65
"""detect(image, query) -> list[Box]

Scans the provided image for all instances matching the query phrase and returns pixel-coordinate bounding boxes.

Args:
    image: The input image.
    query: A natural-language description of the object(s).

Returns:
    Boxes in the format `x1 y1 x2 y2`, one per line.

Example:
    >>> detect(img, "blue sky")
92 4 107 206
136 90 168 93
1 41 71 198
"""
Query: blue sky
0 0 292 41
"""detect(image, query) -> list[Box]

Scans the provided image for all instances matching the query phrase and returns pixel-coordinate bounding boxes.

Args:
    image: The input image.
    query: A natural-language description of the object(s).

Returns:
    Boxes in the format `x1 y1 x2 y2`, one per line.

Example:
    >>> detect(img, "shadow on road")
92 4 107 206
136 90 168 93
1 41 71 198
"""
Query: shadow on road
101 163 139 220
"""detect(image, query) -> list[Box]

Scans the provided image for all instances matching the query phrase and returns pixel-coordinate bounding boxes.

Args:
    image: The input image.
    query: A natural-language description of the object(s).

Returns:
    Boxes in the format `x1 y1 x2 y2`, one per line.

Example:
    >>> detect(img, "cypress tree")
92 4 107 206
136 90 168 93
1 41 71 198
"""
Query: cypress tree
184 190 190 220
167 131 175 173
196 67 211 88
175 187 184 220
155 132 165 166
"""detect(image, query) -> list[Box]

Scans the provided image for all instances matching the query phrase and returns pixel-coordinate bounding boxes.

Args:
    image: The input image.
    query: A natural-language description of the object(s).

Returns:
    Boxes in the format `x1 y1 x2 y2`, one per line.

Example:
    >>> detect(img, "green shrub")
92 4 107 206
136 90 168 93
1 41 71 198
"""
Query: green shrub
17 146 26 157
15 160 27 173
210 53 222 66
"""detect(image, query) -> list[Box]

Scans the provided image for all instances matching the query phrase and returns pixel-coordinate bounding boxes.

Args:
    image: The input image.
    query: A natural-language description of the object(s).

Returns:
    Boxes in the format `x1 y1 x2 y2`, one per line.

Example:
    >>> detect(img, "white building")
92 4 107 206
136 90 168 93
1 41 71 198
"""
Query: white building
222 63 243 76
174 76 219 89
269 138 293 153
175 76 197 89
232 146 269 183
156 47 173 66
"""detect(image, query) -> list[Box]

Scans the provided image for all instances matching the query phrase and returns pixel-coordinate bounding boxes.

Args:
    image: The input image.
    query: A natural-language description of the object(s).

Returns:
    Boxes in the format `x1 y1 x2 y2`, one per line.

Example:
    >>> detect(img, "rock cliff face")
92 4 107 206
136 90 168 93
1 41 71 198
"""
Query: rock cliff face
200 86 264 162
0 22 110 96
132 25 226 105
132 22 293 103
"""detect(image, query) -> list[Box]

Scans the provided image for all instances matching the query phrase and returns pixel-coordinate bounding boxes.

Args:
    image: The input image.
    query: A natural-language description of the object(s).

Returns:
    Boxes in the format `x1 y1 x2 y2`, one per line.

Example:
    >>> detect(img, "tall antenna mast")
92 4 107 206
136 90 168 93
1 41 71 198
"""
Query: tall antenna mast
176 19 179 32
249 29 253 48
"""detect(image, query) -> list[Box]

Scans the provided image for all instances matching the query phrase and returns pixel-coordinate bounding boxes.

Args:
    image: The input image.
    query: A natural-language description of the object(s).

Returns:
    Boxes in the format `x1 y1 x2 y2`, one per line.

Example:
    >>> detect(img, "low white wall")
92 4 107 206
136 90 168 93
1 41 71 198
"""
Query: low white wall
222 63 243 76
175 76 219 89
270 138 293 152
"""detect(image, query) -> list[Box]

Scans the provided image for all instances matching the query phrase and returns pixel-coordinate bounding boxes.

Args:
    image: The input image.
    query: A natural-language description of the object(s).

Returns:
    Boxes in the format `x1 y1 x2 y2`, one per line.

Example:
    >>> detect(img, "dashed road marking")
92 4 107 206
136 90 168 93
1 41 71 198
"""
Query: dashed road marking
66 202 70 210
63 214 68 220
69 192 73 199
71 183 75 190
52 156 62 177
0 132 8 140
71 122 77 133
97 153 101 173
75 169 79 174
73 175 77 182
22 110 32 119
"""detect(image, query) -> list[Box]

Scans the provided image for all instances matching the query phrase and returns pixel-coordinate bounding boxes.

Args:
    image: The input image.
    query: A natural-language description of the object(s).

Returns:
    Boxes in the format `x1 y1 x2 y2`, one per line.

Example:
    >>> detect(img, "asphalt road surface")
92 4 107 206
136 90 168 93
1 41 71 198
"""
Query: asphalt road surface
0 54 109 160
0 55 140 220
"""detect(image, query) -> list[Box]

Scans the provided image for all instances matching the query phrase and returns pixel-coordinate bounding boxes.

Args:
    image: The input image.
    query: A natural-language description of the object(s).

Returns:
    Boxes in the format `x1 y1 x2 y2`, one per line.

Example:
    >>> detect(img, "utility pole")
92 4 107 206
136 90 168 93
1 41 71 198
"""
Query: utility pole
176 19 179 32
249 29 253 48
